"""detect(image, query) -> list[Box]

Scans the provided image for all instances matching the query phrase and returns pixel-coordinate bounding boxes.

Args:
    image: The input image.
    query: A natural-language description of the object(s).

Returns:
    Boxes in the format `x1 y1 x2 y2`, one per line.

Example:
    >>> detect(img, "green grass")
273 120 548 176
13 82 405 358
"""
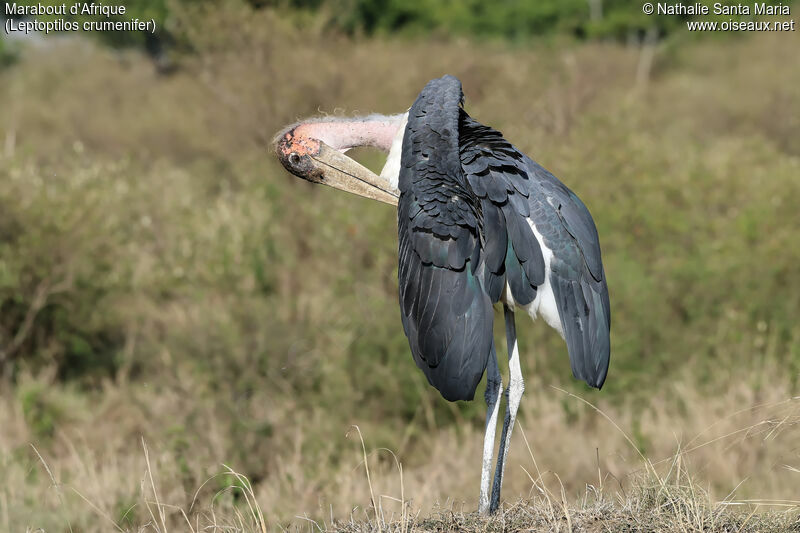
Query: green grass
0 2 799 530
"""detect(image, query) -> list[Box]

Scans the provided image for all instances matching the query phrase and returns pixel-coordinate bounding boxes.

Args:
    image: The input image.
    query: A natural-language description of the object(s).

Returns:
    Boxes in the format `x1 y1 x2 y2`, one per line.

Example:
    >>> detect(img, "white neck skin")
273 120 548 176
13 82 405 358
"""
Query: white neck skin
290 113 409 190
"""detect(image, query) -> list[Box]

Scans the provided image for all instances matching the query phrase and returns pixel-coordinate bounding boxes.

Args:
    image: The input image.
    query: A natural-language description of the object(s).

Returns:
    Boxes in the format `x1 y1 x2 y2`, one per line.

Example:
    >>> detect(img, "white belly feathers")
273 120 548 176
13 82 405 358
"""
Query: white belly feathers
501 218 564 338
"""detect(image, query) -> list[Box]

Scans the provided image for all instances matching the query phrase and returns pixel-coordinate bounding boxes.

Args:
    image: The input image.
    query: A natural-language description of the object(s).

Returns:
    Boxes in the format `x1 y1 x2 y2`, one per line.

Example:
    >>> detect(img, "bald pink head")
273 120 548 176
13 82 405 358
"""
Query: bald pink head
276 114 403 160
274 114 404 206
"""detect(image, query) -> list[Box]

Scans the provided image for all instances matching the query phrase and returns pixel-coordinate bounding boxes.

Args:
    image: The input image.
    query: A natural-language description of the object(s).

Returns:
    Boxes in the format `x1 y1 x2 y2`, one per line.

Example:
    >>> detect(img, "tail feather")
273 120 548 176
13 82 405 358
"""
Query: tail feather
553 274 610 389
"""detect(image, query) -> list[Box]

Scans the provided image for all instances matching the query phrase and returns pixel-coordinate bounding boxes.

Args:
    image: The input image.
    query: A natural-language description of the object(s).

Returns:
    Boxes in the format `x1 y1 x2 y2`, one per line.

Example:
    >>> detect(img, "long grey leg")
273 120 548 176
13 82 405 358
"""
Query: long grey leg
478 342 502 514
489 306 525 513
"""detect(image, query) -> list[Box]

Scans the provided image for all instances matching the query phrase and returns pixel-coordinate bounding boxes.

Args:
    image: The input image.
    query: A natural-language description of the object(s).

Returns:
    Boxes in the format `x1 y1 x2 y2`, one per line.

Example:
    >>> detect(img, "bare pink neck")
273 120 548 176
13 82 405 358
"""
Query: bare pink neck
291 115 403 153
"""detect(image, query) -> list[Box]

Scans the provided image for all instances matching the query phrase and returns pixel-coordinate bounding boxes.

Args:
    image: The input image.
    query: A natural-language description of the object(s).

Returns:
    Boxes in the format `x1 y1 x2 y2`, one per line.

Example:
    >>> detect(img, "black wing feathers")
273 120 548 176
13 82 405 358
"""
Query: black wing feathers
459 111 544 306
398 75 610 400
398 75 492 401
398 76 546 401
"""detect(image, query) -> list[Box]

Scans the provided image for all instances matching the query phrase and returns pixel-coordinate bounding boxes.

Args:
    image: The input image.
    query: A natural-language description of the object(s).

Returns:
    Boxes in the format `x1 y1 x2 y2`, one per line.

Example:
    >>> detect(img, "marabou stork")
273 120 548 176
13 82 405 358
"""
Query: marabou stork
275 75 610 514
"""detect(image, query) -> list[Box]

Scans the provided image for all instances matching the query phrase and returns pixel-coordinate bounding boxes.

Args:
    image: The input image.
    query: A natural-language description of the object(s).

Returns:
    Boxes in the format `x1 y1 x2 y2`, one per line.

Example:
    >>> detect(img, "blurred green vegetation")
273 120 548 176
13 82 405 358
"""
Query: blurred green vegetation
2 0 793 58
311 0 661 39
1 3 798 396
243 0 791 41
0 1 799 528
0 37 16 67
1 0 798 424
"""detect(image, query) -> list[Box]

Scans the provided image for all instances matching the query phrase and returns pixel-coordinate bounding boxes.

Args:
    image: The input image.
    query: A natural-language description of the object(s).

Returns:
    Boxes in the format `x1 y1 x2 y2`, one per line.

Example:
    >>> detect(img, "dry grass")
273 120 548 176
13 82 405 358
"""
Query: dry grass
2 367 798 530
0 3 799 531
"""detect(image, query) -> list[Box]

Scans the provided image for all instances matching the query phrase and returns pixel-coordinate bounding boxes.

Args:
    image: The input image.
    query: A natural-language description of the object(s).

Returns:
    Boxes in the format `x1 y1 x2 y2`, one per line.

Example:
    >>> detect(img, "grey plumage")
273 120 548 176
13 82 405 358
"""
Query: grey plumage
398 75 610 401
525 158 611 388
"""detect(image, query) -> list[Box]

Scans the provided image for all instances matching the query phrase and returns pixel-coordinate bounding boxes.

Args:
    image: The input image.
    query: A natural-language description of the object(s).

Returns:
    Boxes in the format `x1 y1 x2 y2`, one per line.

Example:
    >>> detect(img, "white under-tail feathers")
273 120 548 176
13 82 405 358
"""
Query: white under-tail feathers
502 218 564 338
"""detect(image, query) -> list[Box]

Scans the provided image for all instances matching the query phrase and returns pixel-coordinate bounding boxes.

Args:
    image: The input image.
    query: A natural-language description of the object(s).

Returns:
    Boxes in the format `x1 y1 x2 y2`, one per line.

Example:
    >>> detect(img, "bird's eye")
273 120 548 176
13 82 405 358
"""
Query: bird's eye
289 152 301 166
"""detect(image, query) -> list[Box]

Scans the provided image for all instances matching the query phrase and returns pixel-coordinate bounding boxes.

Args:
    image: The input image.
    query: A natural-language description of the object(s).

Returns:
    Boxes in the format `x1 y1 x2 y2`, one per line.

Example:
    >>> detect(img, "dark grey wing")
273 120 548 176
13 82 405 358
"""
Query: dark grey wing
399 75 609 398
458 109 610 389
398 75 493 402
459 111 545 306
528 160 611 389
